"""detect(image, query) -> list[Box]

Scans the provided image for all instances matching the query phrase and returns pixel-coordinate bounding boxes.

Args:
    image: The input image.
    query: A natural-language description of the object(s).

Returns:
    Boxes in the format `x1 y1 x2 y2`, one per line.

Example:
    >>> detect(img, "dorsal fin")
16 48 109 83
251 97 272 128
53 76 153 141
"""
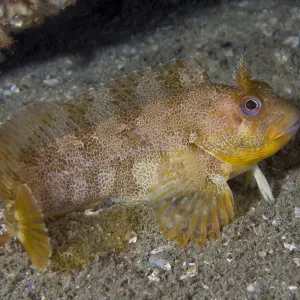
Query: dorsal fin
63 57 210 126
0 57 209 200
0 103 77 201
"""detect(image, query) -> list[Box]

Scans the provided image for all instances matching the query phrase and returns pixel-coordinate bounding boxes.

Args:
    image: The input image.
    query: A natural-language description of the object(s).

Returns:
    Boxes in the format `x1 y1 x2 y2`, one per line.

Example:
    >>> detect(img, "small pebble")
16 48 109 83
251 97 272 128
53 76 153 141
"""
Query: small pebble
117 61 126 70
293 258 300 267
258 251 267 258
12 17 23 28
10 84 19 93
150 245 174 255
43 77 59 86
128 236 137 244
224 49 233 57
256 23 273 37
282 181 294 191
284 87 293 95
28 282 34 290
148 257 171 271
272 219 280 226
274 51 288 64
179 266 197 280
283 36 299 48
148 269 160 282
3 90 11 96
247 283 256 293
63 57 73 66
283 243 297 252
295 207 300 218
226 252 233 263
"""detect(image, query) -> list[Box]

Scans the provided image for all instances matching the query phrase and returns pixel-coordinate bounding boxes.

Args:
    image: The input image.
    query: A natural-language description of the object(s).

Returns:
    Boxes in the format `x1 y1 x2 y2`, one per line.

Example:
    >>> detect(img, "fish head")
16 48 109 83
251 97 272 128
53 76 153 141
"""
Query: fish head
199 60 300 167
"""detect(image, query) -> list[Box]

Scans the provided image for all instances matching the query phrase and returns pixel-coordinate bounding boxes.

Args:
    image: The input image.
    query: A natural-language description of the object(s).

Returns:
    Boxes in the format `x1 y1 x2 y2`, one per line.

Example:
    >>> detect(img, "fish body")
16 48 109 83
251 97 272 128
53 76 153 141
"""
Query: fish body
0 58 298 269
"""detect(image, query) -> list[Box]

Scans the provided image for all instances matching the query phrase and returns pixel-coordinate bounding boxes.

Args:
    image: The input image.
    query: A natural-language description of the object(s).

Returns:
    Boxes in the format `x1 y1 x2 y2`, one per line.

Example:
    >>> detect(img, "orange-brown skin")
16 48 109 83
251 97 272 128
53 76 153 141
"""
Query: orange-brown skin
0 58 299 268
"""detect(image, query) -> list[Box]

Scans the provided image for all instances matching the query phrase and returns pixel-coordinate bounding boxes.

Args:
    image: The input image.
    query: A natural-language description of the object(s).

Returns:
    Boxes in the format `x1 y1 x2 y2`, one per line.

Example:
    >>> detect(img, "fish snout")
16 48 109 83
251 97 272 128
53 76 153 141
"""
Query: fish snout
282 115 300 137
271 108 300 140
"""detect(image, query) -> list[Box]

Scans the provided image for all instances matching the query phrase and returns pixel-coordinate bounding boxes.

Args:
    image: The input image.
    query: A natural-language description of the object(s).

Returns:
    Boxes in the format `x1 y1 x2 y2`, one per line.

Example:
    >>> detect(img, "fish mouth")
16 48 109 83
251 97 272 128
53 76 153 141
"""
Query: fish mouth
274 115 300 139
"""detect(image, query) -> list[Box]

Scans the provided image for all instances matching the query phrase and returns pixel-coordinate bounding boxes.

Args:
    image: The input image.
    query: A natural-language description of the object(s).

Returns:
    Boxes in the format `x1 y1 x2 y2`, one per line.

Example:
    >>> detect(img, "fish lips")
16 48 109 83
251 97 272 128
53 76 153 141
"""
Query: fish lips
284 116 300 136
275 115 300 139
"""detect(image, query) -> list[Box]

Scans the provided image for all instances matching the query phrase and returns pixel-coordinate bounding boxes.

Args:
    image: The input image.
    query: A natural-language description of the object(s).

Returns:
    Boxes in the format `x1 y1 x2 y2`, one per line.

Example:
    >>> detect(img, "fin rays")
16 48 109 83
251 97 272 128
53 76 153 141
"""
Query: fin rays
0 103 77 202
14 184 51 270
151 149 234 247
154 185 234 247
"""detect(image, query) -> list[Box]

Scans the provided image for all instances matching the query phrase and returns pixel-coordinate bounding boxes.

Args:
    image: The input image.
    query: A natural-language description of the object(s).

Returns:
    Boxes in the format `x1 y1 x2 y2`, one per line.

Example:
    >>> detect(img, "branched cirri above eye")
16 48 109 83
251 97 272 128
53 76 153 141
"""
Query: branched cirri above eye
240 95 262 117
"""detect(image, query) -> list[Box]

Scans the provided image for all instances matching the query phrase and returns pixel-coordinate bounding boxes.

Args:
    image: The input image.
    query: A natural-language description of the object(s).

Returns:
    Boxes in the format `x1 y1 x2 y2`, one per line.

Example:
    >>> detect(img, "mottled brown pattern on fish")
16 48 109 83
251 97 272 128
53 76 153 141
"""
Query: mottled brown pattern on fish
4 75 298 215
14 99 190 215
0 57 299 269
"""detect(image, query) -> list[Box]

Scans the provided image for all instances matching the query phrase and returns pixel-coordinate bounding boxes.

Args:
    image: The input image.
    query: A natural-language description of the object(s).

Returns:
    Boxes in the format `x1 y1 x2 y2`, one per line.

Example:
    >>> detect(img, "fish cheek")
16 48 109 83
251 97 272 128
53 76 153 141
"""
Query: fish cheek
215 107 243 136
234 120 260 149
225 114 243 136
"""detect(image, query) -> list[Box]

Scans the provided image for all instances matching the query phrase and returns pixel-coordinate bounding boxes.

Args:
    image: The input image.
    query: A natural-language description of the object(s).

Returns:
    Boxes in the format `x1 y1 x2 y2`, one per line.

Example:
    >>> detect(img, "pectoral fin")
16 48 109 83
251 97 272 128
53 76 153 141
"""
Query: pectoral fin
13 184 51 269
150 148 234 247
244 169 256 189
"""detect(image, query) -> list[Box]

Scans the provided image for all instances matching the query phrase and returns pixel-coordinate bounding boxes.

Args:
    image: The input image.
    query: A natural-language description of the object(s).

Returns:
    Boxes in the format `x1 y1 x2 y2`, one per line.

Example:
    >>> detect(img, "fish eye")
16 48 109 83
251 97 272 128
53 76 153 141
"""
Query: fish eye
240 95 262 117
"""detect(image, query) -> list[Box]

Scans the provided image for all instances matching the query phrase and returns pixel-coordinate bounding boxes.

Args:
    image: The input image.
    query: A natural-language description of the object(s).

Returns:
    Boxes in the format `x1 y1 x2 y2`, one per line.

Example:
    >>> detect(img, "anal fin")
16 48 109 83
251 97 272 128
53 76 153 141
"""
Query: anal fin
150 147 234 247
13 184 51 270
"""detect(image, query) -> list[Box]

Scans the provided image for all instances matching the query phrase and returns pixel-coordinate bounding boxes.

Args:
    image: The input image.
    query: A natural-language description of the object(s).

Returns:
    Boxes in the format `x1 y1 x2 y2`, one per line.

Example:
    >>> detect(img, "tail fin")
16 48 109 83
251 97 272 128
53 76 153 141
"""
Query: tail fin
13 184 51 269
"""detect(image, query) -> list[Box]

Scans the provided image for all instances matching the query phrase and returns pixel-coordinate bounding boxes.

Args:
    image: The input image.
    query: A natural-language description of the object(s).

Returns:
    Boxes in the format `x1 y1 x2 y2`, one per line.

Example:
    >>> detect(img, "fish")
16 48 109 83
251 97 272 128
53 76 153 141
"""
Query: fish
0 57 298 269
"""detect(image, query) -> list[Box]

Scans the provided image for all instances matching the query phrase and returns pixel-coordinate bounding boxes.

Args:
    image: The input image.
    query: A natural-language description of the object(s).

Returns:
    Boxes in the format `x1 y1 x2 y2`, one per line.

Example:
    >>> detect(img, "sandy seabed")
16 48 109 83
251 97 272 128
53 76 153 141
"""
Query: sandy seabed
0 0 299 299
